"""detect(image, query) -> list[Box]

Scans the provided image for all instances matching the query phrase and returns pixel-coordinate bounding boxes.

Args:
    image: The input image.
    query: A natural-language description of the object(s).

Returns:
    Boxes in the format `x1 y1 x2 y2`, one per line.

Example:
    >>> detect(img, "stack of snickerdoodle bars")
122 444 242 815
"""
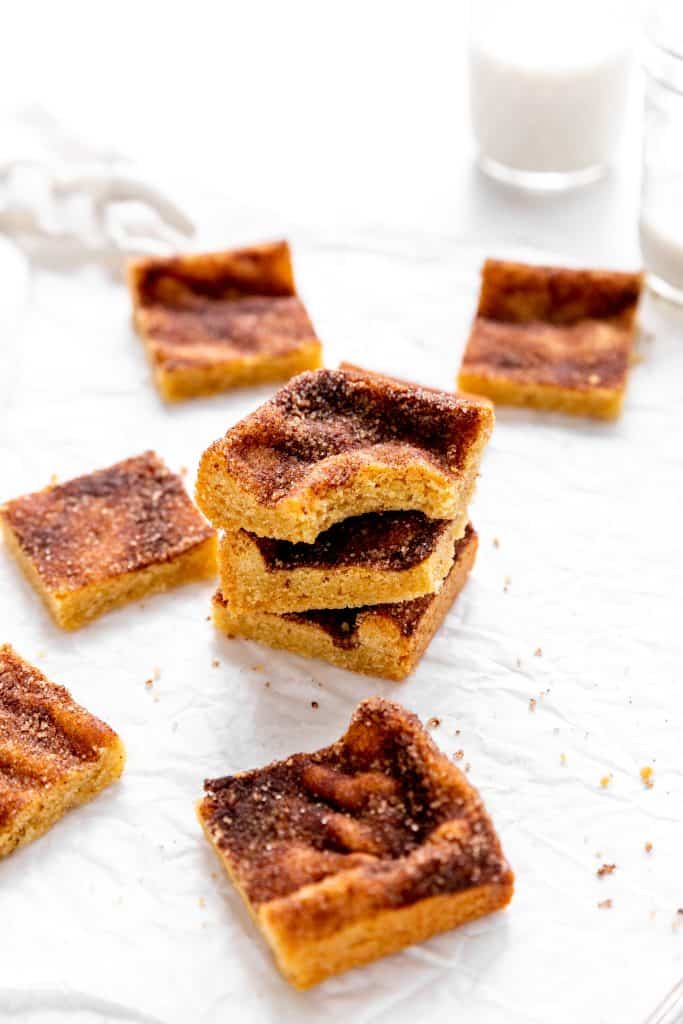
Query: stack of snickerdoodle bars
196 365 494 679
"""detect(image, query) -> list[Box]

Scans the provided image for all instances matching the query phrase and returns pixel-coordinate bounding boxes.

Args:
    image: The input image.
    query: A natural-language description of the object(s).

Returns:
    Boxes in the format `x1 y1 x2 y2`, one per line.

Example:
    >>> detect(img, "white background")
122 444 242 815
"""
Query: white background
1 3 681 1023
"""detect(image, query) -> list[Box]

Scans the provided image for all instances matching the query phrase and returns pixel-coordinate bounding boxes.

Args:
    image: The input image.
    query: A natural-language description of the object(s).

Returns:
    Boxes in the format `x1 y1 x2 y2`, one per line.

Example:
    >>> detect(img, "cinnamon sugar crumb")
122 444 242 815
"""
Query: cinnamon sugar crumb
144 678 154 688
529 698 537 712
600 774 612 788
493 537 500 548
644 841 653 854
427 717 441 729
640 765 654 789
311 700 319 710
534 647 542 657
598 899 613 909
454 749 464 760
212 659 220 668
597 863 616 878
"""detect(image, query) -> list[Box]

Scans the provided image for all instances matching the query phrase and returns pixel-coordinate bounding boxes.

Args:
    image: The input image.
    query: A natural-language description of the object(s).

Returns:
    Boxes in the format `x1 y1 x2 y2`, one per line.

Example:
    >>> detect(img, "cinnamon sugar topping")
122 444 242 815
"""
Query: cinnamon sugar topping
1 451 213 592
200 697 512 908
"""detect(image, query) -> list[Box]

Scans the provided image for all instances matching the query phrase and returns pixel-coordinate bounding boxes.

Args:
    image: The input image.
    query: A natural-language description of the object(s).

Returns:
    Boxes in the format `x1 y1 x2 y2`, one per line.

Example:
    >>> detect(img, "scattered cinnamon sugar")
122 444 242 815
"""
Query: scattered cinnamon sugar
644 841 653 854
493 537 500 548
529 698 537 712
212 659 220 668
179 466 188 477
454 749 464 760
597 863 616 878
427 717 441 729
598 899 613 909
640 765 654 789
534 647 542 657
600 774 612 788
144 678 154 688
311 700 319 710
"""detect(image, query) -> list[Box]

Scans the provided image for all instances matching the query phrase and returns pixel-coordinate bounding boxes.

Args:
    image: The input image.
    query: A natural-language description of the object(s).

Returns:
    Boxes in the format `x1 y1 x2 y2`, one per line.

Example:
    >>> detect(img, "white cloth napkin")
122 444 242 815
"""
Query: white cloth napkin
0 107 194 272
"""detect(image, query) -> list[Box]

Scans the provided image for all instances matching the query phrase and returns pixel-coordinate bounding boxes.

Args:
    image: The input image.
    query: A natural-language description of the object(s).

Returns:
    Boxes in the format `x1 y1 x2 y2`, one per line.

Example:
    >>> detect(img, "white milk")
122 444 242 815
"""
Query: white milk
469 0 632 183
640 206 683 297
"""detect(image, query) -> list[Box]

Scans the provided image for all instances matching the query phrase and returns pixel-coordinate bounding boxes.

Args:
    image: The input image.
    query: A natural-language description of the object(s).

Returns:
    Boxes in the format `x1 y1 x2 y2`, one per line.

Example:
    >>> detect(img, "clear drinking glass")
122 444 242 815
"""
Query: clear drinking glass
639 1 683 304
468 0 633 191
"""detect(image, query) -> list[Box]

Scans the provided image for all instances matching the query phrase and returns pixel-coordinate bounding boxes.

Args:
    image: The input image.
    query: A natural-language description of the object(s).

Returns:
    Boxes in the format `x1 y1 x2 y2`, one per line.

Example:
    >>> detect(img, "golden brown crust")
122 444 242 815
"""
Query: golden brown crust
1 451 214 593
212 525 478 679
198 696 513 987
0 645 125 857
197 367 494 541
128 241 322 400
0 452 216 629
458 260 643 420
218 511 462 613
476 259 643 327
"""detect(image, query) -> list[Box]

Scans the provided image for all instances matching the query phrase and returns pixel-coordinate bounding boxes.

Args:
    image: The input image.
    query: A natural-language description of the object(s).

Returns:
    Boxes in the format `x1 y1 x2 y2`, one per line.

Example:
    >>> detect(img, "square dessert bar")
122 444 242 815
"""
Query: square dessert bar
198 696 513 989
197 366 494 542
212 525 478 680
457 259 644 419
128 240 322 401
0 645 125 858
218 511 461 613
0 451 216 630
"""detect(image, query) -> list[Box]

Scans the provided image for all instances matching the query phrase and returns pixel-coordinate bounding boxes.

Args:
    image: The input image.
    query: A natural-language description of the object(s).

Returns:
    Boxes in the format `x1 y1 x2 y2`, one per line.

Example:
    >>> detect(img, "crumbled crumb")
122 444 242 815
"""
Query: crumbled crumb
534 647 542 657
597 863 616 878
212 659 220 668
454 749 464 760
427 716 441 729
644 841 653 854
311 700 319 710
560 752 567 766
493 536 500 548
598 898 613 909
144 678 154 688
529 697 537 712
454 728 461 736
640 765 654 789
600 774 612 788
179 466 188 476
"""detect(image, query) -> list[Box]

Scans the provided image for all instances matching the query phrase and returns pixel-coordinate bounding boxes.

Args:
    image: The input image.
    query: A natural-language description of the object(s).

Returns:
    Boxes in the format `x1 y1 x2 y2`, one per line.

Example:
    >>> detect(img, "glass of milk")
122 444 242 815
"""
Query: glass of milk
639 1 683 304
468 0 633 191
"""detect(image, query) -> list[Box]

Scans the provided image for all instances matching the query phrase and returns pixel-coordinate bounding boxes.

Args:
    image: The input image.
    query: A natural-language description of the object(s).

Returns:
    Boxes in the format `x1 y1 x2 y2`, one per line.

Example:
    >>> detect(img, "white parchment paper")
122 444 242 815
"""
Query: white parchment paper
0 229 681 1024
